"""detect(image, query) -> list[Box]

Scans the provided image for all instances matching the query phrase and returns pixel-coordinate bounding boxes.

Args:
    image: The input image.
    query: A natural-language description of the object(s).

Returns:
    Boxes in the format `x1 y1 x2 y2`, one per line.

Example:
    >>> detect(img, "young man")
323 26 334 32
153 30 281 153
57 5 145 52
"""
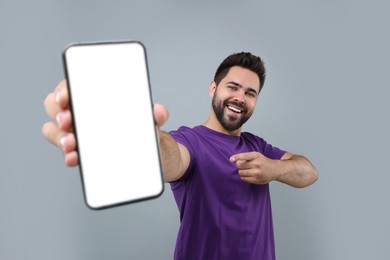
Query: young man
42 52 318 260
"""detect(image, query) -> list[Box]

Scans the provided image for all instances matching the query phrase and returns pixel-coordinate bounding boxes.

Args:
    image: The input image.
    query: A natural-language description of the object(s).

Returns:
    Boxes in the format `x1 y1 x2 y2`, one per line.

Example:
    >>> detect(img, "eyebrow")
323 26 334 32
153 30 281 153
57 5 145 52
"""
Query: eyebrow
227 81 258 95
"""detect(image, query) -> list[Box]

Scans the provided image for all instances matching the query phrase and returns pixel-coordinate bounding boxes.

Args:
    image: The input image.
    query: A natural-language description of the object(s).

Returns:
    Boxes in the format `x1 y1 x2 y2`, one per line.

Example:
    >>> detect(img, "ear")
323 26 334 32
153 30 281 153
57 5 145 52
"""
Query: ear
209 81 217 97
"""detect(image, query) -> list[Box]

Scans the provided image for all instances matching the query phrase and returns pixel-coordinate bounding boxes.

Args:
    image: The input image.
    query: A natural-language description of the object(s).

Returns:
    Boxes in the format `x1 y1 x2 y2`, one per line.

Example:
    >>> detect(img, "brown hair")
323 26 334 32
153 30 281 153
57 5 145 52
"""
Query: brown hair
214 52 266 92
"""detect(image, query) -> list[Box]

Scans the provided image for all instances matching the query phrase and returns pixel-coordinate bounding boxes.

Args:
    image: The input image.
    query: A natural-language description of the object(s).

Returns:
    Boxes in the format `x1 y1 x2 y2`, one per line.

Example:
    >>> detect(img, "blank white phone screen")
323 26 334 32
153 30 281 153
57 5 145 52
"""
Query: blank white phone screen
63 41 163 209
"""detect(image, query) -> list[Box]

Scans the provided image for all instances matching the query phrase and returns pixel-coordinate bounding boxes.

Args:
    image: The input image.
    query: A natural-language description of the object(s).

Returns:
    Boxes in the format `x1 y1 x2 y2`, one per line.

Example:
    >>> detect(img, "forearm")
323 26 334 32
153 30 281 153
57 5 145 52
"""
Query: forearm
159 131 188 182
275 154 318 188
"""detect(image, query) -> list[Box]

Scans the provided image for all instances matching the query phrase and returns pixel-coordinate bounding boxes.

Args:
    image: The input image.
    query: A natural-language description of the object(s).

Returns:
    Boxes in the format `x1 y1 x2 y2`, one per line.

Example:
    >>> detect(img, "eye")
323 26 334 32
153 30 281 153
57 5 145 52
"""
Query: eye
227 85 237 91
246 91 257 98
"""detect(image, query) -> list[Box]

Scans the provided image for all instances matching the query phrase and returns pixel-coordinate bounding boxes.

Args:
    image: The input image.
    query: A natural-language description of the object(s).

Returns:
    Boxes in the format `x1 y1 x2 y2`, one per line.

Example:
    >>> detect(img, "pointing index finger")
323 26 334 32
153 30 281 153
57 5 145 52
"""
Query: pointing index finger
229 152 257 163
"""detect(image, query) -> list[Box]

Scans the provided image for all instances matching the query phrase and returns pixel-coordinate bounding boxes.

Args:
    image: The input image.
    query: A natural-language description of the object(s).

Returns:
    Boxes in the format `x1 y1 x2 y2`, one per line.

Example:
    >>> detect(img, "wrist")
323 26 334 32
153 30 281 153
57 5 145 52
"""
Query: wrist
273 158 288 182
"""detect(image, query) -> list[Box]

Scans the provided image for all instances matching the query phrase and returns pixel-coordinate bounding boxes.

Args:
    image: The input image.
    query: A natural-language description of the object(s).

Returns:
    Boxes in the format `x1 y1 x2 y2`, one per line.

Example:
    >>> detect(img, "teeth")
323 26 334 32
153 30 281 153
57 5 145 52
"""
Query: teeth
228 106 242 113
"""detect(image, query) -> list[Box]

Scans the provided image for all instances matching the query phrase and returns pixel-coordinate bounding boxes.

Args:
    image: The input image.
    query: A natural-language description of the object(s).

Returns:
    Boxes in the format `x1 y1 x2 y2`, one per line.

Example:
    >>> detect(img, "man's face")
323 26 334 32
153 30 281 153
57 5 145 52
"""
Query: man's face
211 66 260 132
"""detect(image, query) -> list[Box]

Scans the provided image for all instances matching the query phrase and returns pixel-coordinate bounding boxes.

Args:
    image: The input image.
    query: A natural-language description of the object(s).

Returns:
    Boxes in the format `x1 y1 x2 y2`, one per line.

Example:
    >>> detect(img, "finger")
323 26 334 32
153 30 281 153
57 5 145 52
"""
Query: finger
61 133 77 153
230 151 258 163
235 159 252 170
237 169 253 177
41 122 76 153
42 121 65 148
44 91 61 119
56 110 73 132
44 80 69 118
239 176 256 184
42 122 79 166
64 151 79 167
153 103 169 128
54 80 70 110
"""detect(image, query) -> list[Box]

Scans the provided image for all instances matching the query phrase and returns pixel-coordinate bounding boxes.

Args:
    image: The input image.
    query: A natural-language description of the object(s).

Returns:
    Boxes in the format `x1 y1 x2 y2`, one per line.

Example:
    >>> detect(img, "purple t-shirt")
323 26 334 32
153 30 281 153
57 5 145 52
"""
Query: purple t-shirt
169 125 286 260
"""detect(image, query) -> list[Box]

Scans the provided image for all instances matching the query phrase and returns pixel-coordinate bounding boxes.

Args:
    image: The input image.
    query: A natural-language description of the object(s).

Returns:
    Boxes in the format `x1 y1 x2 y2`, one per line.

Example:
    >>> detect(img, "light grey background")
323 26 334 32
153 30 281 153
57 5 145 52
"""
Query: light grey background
1 0 389 259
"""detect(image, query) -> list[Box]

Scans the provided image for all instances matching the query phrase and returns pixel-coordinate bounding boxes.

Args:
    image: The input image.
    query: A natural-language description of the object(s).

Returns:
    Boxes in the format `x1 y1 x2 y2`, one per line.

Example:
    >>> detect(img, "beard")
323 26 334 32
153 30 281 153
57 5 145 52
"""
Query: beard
212 94 253 132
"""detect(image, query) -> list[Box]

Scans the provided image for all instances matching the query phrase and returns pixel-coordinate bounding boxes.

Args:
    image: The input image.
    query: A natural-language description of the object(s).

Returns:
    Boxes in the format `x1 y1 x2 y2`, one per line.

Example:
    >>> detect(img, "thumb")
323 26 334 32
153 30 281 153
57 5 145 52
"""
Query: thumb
153 103 169 128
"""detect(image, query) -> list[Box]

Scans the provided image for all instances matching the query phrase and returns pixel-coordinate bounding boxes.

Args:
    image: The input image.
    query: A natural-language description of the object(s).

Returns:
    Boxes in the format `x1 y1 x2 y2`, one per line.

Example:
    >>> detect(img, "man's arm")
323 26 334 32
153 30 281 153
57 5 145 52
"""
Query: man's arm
159 131 190 182
276 152 318 188
230 151 318 188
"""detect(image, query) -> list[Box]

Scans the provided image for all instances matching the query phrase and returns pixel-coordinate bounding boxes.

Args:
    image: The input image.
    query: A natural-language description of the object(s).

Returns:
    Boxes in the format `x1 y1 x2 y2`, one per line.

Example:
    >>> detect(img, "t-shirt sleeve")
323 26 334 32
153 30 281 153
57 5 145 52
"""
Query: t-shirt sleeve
254 135 286 160
263 142 286 160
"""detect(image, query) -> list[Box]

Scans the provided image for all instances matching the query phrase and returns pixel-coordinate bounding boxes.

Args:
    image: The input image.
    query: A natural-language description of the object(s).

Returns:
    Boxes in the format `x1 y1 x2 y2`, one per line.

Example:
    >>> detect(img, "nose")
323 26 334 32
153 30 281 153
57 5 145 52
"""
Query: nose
234 90 246 104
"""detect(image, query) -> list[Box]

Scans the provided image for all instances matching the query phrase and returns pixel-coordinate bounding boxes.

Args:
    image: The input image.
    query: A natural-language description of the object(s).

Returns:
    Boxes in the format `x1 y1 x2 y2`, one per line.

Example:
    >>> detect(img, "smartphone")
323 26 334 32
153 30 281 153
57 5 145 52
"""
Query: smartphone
63 41 163 210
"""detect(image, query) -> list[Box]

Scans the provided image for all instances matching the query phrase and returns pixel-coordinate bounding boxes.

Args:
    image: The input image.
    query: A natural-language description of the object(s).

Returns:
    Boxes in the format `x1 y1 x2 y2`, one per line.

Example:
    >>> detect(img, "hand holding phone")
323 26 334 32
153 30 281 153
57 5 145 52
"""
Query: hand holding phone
63 41 164 209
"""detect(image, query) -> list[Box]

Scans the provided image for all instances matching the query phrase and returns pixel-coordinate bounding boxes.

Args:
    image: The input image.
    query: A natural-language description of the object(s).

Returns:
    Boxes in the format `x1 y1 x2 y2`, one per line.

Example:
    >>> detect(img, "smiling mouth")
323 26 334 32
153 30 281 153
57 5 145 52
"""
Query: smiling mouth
227 105 243 114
